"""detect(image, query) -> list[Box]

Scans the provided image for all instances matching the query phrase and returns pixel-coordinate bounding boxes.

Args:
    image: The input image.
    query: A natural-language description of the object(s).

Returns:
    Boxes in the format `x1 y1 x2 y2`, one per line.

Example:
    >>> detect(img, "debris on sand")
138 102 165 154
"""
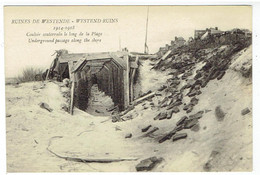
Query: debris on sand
176 116 188 126
183 118 199 129
39 102 53 112
191 123 200 132
142 125 152 132
215 105 225 121
203 150 220 171
142 127 159 137
135 156 163 171
241 107 250 115
172 133 187 142
125 133 132 138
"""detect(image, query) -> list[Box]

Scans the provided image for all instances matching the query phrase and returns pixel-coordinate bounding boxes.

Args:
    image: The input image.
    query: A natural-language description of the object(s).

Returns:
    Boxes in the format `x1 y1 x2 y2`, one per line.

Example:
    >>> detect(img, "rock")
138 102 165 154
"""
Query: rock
194 84 200 90
187 88 198 97
142 125 152 132
143 127 159 137
172 106 180 113
158 85 167 92
125 133 132 138
135 157 163 171
39 102 53 112
154 113 161 120
196 90 202 95
190 97 199 106
174 124 184 132
112 115 121 122
170 80 180 86
210 70 220 80
167 100 182 110
186 105 193 113
217 71 226 80
183 118 199 129
6 114 12 118
183 104 190 111
176 116 188 126
160 97 168 106
241 107 250 115
194 71 202 80
191 123 200 132
159 130 176 143
167 110 175 119
215 105 225 121
201 78 210 88
158 112 168 120
172 133 187 142
62 78 70 87
189 111 204 119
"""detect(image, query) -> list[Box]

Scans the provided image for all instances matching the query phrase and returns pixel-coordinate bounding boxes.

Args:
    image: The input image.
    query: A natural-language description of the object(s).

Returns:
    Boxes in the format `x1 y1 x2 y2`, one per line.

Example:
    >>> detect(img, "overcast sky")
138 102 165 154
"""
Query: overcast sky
4 6 252 77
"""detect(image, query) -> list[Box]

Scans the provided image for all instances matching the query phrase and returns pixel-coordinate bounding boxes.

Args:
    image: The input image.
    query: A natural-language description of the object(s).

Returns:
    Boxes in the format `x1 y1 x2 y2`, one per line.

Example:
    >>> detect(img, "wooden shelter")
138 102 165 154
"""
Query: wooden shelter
53 50 139 114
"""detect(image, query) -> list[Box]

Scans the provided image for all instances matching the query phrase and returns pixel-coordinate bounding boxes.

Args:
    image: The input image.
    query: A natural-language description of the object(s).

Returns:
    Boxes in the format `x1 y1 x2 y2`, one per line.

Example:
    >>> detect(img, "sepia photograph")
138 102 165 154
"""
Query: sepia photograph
3 5 253 172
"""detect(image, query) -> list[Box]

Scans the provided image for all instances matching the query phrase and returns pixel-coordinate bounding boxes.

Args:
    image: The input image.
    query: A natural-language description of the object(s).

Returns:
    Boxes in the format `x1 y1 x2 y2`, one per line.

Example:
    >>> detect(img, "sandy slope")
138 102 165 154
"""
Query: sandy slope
5 46 252 172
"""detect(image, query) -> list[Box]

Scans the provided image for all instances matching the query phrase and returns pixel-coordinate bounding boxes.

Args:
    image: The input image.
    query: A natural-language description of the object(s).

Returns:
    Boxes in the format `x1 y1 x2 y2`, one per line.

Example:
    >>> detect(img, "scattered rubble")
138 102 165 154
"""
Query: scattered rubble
142 125 152 132
142 127 159 137
215 105 225 121
176 116 188 126
183 118 199 129
135 157 163 171
241 107 250 115
172 133 187 142
39 102 53 112
125 133 132 138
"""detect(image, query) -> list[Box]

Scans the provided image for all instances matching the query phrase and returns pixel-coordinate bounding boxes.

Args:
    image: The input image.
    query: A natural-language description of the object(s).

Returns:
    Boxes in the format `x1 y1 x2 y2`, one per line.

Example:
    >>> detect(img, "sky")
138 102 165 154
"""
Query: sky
4 6 252 77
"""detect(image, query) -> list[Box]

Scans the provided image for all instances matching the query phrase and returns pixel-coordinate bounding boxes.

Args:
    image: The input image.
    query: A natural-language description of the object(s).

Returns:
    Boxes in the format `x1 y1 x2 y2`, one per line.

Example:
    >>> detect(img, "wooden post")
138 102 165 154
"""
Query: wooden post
68 61 74 79
68 61 75 115
123 54 130 110
130 56 139 102
45 60 54 80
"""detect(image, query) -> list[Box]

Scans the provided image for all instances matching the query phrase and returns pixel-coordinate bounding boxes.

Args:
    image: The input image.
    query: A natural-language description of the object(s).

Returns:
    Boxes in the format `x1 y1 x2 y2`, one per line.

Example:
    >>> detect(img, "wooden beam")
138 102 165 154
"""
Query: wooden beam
110 53 127 70
161 50 172 61
45 60 54 80
85 62 106 67
123 54 130 110
68 61 74 79
130 56 139 102
68 61 76 115
72 58 86 73
131 92 157 105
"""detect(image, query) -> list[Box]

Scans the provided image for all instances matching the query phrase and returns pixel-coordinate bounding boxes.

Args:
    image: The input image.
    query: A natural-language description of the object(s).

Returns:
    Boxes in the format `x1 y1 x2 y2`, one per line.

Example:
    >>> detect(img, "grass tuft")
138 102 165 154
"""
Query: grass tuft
15 67 44 83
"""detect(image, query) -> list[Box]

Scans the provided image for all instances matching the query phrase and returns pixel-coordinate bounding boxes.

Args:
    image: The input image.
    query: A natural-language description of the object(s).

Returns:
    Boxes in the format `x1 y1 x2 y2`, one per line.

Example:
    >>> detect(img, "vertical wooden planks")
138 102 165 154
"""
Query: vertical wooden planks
123 54 130 110
130 55 139 102
68 61 75 115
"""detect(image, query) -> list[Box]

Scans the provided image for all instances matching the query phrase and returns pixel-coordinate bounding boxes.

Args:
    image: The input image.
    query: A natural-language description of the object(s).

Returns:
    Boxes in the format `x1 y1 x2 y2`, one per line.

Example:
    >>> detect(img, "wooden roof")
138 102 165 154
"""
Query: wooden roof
60 51 128 73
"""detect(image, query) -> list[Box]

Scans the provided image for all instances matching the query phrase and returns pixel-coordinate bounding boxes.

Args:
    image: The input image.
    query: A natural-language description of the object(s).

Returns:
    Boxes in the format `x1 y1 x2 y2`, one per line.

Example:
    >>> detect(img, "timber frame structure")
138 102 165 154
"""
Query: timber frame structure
49 50 139 115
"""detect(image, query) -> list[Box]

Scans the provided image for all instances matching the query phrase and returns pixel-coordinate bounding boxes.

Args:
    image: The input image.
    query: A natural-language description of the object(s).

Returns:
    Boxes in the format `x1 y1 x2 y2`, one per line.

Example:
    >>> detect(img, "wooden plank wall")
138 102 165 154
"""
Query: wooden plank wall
70 53 138 113
95 59 126 111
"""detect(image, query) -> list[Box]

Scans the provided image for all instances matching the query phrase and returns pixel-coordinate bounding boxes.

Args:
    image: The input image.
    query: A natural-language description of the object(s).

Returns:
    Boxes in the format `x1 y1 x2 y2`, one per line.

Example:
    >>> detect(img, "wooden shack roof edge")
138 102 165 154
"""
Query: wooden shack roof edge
59 51 128 63
64 51 128 73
